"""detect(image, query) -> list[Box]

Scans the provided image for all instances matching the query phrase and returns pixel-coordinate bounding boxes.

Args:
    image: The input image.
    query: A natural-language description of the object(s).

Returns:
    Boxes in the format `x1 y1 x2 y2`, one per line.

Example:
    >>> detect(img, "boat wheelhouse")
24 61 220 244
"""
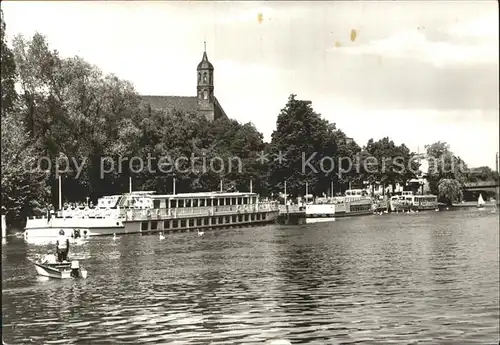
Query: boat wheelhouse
122 191 279 234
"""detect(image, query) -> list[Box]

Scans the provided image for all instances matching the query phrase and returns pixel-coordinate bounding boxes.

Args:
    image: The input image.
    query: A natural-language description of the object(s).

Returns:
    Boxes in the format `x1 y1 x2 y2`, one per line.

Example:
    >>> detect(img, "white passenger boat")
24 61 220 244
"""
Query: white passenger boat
122 191 280 234
28 258 88 279
305 189 373 223
24 191 154 241
391 191 438 212
25 190 279 239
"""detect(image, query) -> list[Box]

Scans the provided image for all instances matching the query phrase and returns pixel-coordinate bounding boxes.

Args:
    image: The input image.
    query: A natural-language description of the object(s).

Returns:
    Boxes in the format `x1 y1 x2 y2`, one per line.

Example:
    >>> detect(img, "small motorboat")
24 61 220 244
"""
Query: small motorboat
28 258 88 279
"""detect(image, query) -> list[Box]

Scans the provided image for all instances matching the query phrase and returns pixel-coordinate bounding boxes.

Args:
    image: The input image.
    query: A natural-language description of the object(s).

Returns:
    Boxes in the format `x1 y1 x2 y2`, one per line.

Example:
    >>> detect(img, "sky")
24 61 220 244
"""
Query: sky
2 1 499 168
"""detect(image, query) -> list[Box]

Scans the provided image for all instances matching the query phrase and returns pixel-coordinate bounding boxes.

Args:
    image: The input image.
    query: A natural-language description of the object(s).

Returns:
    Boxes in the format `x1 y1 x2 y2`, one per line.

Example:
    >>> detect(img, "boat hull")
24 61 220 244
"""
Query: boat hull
123 210 279 234
30 259 87 279
305 199 373 220
24 217 124 241
305 218 336 224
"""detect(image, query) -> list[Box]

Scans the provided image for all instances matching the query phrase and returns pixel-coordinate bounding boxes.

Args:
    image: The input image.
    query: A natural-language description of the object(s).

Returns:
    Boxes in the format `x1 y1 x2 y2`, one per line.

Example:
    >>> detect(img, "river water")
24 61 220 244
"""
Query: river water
2 208 499 344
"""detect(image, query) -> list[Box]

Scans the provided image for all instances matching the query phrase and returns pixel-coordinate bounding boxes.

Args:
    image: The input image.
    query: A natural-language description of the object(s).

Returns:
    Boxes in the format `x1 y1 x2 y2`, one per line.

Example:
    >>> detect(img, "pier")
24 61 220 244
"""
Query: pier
277 205 306 225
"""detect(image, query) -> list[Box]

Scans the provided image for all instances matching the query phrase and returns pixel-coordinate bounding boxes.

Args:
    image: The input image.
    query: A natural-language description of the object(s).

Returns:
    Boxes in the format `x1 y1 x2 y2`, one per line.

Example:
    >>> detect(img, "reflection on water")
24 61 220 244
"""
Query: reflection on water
2 209 499 344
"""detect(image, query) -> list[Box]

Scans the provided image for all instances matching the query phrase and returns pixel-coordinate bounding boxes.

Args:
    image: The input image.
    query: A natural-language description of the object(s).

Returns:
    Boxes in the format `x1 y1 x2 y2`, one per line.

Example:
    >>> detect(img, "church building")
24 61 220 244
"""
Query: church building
141 47 227 122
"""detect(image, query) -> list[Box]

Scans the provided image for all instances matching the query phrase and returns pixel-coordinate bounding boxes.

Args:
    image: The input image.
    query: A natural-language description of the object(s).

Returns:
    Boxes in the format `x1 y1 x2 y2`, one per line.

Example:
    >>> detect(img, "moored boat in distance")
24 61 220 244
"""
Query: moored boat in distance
305 189 373 223
390 191 438 212
25 191 280 239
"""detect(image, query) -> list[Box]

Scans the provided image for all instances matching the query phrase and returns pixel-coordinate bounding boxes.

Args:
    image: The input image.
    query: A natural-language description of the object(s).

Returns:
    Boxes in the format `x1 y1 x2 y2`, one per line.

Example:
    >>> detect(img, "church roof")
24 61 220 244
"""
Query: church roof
140 95 227 120
197 51 214 70
140 95 198 114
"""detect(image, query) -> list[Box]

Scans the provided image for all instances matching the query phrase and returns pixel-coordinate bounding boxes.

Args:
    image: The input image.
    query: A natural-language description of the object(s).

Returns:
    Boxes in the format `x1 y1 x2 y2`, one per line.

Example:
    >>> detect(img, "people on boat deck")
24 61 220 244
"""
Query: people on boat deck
56 229 70 262
43 251 57 264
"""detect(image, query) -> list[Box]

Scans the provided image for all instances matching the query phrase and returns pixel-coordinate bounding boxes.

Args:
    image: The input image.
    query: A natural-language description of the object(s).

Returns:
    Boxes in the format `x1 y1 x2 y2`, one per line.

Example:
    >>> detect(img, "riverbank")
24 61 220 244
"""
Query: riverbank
452 201 497 208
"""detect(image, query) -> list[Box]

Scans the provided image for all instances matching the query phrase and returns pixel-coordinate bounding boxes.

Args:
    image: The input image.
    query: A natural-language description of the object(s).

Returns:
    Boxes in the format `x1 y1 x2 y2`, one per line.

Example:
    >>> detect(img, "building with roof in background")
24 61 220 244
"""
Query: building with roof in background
140 44 227 122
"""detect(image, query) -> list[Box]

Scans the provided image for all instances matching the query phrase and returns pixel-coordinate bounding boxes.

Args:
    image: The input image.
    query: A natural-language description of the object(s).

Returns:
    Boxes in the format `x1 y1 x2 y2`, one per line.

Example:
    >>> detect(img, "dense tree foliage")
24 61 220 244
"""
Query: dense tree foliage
1 10 17 116
438 178 463 206
268 94 338 198
425 141 468 197
362 137 419 195
1 13 50 223
466 166 499 183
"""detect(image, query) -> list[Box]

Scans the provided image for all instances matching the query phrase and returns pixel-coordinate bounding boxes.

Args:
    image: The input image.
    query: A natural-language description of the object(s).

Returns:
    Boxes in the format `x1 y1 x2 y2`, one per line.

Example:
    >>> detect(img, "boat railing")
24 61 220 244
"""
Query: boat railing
27 202 280 221
57 208 124 219
125 202 279 221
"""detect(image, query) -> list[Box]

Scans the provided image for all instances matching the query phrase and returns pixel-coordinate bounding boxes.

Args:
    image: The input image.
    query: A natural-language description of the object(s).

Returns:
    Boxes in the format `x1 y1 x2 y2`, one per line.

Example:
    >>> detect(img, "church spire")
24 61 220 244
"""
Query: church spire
197 41 215 121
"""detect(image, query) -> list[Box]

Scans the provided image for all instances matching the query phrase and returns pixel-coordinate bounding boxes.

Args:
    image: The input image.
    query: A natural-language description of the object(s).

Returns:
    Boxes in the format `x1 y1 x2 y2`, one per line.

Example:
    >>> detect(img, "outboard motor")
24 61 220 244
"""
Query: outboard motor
70 260 80 278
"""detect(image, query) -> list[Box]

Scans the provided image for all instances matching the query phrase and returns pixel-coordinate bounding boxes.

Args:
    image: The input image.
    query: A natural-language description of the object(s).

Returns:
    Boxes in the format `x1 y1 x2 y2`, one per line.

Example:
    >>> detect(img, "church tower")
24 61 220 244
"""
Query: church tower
196 42 215 121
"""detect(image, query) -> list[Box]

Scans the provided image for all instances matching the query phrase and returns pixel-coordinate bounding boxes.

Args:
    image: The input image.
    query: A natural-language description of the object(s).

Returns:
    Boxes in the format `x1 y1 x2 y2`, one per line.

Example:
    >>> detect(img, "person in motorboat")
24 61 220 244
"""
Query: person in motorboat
43 251 57 264
56 229 70 262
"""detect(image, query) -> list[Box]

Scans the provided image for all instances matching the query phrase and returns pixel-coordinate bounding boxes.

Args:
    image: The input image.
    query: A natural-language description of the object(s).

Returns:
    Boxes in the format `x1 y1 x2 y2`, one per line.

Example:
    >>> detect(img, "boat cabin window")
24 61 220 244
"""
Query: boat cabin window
153 200 161 209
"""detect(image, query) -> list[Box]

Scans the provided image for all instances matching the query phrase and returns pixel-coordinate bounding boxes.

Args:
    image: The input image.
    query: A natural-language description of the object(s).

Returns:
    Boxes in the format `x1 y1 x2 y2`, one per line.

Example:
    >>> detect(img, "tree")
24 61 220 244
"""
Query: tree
331 129 362 192
268 94 337 198
1 112 50 223
426 141 467 195
438 178 463 205
362 137 419 195
1 9 17 116
466 166 499 183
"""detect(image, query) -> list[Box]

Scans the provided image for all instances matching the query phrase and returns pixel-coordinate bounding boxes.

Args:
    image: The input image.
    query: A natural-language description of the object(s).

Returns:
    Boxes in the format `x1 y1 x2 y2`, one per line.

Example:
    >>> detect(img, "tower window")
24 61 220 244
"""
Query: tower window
198 73 201 83
203 73 207 83
209 73 212 84
203 90 208 99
